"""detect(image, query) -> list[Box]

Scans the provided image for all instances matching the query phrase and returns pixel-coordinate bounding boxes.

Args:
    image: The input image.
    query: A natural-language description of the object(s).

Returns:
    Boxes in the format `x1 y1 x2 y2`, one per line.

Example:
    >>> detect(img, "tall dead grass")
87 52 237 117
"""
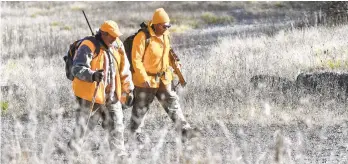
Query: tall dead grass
1 1 348 164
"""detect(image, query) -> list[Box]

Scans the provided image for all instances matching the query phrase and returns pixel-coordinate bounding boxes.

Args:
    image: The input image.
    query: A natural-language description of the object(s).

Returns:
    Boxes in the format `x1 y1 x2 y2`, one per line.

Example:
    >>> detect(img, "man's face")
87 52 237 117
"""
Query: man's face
102 32 116 47
154 23 170 35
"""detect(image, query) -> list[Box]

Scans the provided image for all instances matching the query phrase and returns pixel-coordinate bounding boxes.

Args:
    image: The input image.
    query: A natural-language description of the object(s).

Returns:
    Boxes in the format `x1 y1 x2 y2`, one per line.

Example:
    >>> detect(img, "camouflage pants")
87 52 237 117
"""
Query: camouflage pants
130 81 191 136
68 97 126 157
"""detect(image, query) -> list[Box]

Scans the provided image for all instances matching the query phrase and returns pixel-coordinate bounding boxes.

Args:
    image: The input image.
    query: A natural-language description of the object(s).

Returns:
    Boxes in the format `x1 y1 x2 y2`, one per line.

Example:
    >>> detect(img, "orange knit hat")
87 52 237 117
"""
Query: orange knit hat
152 8 170 25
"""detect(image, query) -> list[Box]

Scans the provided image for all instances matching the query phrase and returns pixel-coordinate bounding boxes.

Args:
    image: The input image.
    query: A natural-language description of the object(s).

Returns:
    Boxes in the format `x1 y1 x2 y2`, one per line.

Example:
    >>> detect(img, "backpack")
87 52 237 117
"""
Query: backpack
123 22 151 72
63 36 100 81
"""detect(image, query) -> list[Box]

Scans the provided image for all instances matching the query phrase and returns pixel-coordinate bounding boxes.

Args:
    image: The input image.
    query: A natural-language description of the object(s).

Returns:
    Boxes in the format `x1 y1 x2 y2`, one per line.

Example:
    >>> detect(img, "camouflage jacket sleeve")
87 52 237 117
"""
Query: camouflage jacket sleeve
118 42 135 93
72 43 96 82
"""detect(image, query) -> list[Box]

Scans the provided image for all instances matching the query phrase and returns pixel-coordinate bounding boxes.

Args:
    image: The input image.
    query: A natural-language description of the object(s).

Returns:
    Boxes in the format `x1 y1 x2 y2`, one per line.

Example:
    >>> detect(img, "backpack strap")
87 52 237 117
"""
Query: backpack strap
138 29 150 65
138 22 151 51
144 30 150 49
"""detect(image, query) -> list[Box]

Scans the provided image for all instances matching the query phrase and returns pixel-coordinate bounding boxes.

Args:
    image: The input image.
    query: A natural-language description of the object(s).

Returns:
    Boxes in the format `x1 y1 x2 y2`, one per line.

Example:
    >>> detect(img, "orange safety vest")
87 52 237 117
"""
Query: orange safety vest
72 39 123 104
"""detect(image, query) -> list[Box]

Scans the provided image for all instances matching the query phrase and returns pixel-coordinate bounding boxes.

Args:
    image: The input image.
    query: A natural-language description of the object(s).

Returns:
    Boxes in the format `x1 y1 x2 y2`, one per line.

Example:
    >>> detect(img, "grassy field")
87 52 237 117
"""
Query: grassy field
1 1 348 164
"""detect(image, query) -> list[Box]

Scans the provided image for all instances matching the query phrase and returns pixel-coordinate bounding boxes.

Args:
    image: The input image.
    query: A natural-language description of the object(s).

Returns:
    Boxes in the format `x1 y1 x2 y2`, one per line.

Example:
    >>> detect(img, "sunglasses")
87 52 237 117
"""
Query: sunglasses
161 24 171 29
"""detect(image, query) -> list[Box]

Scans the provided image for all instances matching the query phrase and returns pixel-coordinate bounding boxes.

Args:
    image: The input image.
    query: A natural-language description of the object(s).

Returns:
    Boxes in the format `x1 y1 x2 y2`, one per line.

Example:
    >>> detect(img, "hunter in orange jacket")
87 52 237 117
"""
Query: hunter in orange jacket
132 15 173 88
129 8 197 144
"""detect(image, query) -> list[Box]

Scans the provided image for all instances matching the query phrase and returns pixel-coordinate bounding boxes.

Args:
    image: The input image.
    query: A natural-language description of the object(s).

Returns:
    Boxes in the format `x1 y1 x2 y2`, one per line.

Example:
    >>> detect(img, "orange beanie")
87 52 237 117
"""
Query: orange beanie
152 8 170 24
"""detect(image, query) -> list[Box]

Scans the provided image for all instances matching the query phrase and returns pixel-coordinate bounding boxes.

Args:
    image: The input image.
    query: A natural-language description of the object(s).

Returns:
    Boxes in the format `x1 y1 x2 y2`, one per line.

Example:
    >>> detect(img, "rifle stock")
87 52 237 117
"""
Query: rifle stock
169 49 187 87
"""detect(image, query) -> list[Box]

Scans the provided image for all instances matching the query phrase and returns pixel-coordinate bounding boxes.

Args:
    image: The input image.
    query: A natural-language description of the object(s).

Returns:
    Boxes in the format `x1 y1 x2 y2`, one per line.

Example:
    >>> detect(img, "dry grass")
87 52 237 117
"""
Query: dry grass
1 1 348 164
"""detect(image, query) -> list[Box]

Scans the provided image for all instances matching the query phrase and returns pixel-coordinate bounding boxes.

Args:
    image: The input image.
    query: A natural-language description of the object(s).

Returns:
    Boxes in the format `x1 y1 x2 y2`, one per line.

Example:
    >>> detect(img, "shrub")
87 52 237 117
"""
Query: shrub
1 101 9 112
201 12 234 25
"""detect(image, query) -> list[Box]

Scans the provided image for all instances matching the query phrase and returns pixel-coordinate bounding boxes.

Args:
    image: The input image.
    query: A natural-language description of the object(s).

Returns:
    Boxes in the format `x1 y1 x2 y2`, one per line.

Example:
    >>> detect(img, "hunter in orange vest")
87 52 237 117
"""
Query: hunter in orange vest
68 20 133 159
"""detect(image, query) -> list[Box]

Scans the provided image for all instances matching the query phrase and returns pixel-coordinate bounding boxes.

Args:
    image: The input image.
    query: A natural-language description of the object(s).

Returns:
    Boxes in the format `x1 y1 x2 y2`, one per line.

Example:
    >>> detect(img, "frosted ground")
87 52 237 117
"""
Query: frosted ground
1 2 348 164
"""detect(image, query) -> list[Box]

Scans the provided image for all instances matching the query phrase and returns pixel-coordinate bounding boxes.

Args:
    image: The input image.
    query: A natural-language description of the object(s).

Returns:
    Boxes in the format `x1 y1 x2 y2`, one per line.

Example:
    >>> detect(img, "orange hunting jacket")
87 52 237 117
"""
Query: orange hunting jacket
132 21 174 88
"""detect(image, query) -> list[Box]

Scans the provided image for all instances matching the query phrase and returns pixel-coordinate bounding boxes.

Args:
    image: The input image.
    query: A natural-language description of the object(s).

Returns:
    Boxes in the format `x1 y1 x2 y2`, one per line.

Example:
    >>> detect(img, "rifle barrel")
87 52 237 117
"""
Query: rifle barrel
82 10 94 36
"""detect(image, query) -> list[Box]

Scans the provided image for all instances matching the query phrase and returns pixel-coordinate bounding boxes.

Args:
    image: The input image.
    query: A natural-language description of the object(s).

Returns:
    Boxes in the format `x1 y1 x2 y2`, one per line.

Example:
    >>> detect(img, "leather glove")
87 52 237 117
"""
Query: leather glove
92 69 104 82
125 91 134 107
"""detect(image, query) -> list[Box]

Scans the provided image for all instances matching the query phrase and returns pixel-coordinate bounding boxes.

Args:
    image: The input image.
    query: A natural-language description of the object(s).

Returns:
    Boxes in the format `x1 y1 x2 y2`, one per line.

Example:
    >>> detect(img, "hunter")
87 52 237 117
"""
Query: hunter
67 20 134 159
130 8 196 143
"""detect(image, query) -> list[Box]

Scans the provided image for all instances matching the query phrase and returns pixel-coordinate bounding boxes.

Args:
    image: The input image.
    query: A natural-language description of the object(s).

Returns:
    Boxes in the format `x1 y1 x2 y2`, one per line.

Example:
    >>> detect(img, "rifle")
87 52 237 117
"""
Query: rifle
169 49 187 87
82 10 95 36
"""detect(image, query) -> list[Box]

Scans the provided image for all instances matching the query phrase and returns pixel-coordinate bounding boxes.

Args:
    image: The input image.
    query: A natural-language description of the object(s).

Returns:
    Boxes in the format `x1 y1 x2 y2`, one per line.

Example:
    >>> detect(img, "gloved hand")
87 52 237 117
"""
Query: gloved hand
125 91 134 107
92 69 104 82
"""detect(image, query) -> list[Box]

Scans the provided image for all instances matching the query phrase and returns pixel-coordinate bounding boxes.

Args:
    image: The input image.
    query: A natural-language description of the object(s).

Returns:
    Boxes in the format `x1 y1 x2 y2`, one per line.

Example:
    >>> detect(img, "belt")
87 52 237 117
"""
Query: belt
146 71 165 77
147 71 166 82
